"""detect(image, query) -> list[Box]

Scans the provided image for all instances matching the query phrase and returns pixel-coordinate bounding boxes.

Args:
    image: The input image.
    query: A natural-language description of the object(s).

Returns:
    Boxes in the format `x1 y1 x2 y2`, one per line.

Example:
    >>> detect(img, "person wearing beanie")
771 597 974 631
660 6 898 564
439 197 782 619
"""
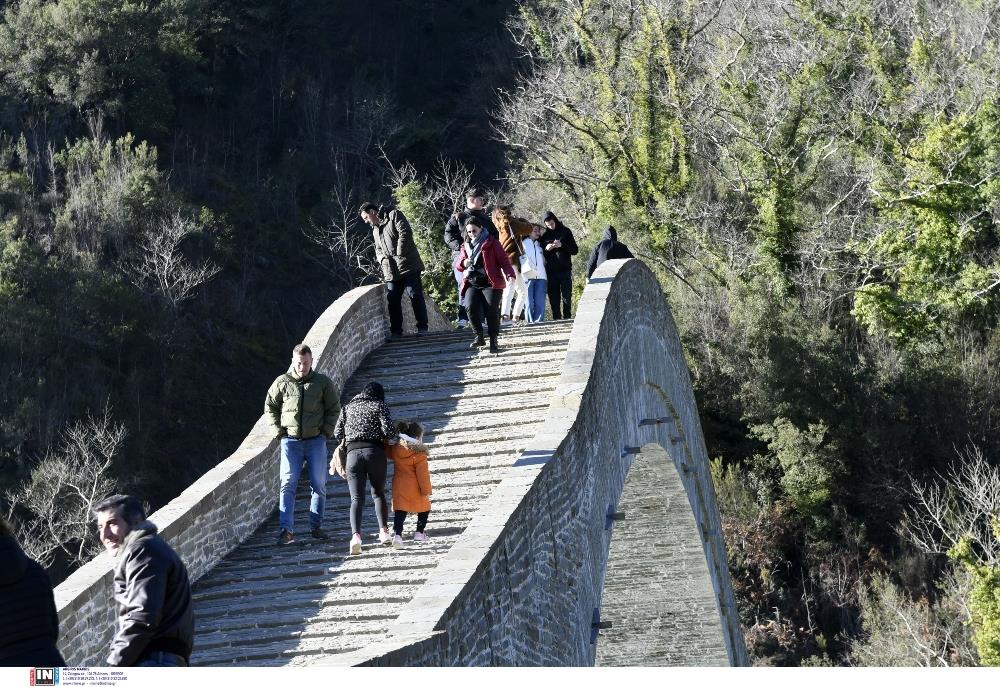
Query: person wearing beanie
539 211 579 319
586 225 634 278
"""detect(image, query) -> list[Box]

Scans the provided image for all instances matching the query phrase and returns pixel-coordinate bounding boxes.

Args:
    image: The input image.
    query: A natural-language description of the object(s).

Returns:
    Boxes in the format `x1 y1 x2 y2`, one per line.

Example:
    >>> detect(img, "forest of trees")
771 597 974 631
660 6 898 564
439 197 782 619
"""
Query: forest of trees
1 0 998 667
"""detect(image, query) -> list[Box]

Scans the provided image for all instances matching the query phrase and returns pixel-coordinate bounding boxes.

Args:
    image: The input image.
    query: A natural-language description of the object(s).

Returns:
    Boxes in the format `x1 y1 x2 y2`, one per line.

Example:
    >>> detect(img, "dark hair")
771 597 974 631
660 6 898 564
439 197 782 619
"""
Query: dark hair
362 381 385 402
464 215 483 229
359 202 378 214
466 186 486 199
293 343 312 357
394 420 423 437
543 211 557 223
93 494 146 525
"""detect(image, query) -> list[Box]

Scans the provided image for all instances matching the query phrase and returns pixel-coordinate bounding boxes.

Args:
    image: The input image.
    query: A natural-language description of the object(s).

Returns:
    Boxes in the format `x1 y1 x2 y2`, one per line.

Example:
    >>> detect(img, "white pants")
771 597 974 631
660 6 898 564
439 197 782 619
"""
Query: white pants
501 266 527 319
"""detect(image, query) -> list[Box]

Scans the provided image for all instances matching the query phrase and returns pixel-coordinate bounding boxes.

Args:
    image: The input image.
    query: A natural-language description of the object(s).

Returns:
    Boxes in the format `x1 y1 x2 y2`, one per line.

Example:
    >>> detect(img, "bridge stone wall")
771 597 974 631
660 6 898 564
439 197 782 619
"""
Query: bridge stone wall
334 258 747 666
54 284 449 666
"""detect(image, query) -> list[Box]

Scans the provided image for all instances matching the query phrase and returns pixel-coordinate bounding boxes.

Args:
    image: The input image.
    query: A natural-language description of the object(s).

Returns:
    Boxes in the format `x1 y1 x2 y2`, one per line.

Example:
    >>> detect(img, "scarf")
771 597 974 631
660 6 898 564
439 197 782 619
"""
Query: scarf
465 226 490 273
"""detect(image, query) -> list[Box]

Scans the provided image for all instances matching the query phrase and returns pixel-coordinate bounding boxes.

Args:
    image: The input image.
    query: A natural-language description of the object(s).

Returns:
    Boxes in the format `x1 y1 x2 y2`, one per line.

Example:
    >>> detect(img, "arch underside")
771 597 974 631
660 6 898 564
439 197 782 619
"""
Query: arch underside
595 444 729 666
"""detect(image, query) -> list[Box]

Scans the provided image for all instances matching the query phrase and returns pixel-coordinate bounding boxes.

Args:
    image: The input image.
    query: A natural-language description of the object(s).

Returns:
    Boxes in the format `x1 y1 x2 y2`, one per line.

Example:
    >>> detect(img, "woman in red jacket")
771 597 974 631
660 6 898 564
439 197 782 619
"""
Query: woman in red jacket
454 215 515 353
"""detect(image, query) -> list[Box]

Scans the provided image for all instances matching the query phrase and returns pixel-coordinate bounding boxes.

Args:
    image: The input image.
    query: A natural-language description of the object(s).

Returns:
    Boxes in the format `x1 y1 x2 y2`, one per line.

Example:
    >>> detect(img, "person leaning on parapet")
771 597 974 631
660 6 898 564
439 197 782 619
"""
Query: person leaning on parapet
0 517 66 667
586 224 634 279
443 187 496 328
266 343 340 545
94 495 193 667
539 211 579 320
360 202 429 342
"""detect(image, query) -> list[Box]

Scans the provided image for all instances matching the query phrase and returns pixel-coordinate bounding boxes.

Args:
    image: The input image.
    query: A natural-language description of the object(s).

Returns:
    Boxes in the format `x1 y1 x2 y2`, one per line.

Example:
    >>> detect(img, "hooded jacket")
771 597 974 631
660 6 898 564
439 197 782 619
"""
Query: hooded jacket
539 214 579 273
372 207 424 282
454 233 515 296
386 434 432 513
334 385 399 449
0 536 65 667
444 207 496 253
108 521 193 666
586 225 634 278
265 368 340 440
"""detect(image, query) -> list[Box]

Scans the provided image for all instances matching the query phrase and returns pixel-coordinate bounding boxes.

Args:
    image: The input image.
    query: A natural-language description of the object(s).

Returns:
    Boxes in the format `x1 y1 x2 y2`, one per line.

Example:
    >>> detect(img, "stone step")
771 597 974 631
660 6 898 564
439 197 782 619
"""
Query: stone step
343 364 564 399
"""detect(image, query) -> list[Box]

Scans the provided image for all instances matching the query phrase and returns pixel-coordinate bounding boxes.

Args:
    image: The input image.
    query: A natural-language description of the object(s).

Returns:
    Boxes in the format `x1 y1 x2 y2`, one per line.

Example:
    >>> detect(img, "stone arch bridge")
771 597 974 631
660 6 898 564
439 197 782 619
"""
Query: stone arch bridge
54 258 748 667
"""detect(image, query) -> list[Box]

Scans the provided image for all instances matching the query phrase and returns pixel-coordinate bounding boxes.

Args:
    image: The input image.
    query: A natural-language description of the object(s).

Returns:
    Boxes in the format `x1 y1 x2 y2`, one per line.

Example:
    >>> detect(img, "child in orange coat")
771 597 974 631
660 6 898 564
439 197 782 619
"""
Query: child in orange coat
386 420 432 548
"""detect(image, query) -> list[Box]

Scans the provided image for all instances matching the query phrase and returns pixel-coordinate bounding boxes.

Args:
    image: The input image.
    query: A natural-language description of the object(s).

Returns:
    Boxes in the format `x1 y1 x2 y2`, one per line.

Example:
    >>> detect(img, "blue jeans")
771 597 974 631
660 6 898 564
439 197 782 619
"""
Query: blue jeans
279 436 328 531
525 278 547 322
136 651 188 667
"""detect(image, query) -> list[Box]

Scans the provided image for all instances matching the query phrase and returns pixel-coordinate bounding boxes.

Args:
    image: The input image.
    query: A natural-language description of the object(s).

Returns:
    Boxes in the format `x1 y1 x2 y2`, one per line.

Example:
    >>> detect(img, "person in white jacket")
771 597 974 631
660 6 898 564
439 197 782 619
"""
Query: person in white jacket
520 225 548 322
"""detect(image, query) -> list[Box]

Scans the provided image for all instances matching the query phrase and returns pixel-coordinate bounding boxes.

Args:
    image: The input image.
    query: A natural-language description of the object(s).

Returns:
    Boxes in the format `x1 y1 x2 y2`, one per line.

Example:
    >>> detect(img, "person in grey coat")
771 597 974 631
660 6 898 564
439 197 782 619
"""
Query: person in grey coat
361 202 428 340
586 225 634 278
0 517 65 667
95 495 193 667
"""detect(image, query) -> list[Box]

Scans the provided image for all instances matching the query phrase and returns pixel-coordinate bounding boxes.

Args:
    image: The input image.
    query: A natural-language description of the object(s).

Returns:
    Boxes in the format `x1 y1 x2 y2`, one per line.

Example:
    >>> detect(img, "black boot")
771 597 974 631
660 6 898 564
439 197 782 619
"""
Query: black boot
489 336 499 354
470 333 486 349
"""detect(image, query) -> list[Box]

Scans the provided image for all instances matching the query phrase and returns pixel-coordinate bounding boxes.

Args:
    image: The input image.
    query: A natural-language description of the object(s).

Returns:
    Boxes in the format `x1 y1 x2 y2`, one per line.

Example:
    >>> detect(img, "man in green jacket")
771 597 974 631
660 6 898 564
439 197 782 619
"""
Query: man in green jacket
360 202 428 341
265 344 340 545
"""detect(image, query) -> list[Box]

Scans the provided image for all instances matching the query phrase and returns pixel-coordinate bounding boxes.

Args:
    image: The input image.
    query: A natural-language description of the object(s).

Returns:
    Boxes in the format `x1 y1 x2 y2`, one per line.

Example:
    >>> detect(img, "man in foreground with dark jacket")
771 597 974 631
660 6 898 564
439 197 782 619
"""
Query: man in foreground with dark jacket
0 517 65 667
586 225 634 278
265 343 340 545
94 495 193 667
360 202 428 340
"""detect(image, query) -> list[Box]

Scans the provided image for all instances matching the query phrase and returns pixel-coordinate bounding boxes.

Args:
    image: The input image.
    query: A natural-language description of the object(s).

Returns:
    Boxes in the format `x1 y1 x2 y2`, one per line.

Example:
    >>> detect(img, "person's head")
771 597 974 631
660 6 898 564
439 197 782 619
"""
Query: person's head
394 420 424 440
359 202 380 227
94 495 146 554
492 205 511 233
361 381 385 402
466 187 486 211
529 224 541 241
292 344 313 377
464 215 484 240
0 516 13 539
543 211 558 231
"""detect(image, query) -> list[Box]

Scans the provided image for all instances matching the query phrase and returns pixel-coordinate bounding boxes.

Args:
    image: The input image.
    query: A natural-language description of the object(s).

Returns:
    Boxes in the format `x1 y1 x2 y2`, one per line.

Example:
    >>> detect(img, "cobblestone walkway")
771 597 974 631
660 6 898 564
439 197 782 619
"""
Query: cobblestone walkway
189 320 573 666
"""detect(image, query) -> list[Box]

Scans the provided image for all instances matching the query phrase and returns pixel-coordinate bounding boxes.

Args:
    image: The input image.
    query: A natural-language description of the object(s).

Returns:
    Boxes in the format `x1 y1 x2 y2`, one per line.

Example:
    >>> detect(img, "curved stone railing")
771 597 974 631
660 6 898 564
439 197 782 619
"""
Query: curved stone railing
330 258 748 666
54 284 450 665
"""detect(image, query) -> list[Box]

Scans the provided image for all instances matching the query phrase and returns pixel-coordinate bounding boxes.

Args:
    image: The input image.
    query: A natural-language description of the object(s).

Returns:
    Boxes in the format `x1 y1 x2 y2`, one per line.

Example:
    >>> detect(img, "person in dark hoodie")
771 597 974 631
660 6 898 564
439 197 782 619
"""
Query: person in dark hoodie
334 381 399 555
0 517 65 667
539 211 579 319
94 495 193 667
586 225 634 278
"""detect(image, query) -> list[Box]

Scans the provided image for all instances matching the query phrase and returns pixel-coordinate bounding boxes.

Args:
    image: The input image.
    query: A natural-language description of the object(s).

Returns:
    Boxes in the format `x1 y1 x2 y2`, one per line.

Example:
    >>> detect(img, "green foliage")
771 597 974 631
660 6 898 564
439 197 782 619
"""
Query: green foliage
949 522 1000 666
392 180 457 319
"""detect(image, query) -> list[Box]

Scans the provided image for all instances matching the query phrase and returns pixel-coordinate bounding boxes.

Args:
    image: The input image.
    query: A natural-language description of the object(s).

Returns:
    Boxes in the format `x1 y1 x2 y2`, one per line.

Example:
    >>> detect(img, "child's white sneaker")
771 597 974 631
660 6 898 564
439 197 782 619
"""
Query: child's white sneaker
413 531 428 542
391 533 404 549
349 533 362 555
378 528 392 545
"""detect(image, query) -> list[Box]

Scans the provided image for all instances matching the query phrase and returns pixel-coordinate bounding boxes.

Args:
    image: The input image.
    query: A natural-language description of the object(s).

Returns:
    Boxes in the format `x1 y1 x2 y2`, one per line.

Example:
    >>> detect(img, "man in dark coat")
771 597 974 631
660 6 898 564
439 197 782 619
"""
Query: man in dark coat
443 187 496 327
361 202 428 340
539 211 579 319
0 517 65 667
95 495 193 667
586 225 634 278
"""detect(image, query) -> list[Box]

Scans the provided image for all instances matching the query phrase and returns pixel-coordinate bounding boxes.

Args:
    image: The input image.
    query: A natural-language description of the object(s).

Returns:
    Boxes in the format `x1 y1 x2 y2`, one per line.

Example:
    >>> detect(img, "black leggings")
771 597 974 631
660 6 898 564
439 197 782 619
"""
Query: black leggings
346 447 388 534
463 286 502 338
393 510 429 535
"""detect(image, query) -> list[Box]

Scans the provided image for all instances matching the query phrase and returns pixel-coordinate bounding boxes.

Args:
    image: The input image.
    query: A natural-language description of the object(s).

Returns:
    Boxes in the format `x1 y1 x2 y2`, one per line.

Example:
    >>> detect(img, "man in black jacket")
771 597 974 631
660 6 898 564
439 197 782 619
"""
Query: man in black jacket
443 187 495 327
539 211 579 319
361 202 428 340
0 517 65 667
95 495 193 667
586 225 634 278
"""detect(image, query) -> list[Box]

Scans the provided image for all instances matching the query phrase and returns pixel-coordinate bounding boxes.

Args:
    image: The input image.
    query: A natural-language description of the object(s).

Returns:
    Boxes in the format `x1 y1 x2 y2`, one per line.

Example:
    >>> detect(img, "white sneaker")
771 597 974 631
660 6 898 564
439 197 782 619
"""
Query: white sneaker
378 528 392 545
455 318 470 329
413 531 429 542
349 533 362 555
391 533 404 549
